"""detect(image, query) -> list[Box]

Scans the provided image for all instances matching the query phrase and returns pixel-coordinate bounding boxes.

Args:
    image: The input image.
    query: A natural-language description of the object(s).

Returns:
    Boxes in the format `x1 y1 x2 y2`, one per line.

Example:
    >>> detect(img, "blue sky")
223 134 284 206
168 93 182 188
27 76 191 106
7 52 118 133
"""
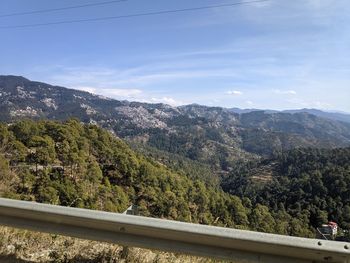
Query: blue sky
0 0 349 112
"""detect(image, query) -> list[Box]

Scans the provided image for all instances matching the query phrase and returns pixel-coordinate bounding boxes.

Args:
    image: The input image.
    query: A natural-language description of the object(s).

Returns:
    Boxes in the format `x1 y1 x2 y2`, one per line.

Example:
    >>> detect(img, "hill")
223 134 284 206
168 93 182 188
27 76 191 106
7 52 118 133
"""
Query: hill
0 119 320 237
221 147 350 234
283 109 350 124
1 75 350 175
229 108 350 124
0 119 250 228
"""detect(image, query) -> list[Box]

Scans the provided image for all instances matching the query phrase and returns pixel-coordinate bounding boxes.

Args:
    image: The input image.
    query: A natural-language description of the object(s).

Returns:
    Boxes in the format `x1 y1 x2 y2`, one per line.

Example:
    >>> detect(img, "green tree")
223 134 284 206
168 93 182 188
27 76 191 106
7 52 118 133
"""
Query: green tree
28 135 56 165
249 204 276 233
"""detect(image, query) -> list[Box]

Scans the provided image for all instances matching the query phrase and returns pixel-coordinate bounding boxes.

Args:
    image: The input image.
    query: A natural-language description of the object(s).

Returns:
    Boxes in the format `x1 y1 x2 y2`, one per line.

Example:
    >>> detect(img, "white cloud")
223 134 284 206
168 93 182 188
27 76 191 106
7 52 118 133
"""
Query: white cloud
273 89 297 95
287 98 332 109
100 88 142 98
74 86 97 94
112 69 241 86
73 86 142 99
73 86 182 106
226 90 243 96
150 97 181 106
47 64 243 90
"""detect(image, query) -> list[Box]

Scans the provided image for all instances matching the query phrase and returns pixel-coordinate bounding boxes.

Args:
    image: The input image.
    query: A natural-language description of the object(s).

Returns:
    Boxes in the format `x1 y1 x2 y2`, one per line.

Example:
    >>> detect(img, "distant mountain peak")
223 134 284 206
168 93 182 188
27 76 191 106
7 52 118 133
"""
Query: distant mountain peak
0 75 30 84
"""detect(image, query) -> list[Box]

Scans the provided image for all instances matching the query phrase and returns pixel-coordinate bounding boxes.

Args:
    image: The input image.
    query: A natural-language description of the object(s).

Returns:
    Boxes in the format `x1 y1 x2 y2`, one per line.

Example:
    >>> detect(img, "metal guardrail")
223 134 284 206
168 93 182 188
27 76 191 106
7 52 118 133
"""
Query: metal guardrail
0 198 349 263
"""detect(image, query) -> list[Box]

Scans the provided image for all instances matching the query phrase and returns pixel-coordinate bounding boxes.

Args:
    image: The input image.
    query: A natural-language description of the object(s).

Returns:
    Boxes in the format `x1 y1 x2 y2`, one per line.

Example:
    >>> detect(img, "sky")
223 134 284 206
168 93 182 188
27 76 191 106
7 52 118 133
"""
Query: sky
0 0 349 112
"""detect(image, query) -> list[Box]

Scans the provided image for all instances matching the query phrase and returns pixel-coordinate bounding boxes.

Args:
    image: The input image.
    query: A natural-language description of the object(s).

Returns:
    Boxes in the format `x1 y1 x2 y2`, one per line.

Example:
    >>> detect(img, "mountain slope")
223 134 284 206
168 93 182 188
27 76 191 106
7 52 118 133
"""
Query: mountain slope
239 111 350 155
221 147 350 232
0 119 251 227
283 109 350 124
0 119 322 237
1 75 350 173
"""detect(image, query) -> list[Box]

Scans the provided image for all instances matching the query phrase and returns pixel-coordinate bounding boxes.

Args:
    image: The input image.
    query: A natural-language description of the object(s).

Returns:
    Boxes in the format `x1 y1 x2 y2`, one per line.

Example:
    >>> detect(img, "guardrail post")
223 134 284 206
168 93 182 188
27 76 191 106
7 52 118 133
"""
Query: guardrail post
121 204 139 259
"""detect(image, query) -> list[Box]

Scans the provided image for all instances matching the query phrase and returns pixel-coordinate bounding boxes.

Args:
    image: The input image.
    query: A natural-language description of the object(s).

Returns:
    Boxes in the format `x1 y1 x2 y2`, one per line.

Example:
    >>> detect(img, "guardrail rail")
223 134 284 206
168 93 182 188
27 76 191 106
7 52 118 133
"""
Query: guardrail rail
0 198 349 263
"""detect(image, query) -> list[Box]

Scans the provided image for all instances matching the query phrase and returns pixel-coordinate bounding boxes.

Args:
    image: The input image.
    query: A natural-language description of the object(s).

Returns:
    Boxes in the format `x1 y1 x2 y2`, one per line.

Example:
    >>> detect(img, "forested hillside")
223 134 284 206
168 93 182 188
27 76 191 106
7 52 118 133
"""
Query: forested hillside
0 120 246 228
222 147 350 236
0 119 327 238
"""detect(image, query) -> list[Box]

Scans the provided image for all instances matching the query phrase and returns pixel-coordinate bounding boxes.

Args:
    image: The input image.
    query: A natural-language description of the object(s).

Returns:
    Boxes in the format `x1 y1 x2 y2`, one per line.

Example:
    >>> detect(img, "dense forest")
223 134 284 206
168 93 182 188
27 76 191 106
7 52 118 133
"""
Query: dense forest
0 119 250 228
222 148 350 238
0 119 333 238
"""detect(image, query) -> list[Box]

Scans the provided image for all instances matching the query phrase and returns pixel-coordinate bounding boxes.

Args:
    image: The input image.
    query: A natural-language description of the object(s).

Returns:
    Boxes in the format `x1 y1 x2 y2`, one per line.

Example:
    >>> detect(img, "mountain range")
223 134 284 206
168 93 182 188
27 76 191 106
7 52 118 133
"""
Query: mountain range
1 75 350 173
230 108 350 124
